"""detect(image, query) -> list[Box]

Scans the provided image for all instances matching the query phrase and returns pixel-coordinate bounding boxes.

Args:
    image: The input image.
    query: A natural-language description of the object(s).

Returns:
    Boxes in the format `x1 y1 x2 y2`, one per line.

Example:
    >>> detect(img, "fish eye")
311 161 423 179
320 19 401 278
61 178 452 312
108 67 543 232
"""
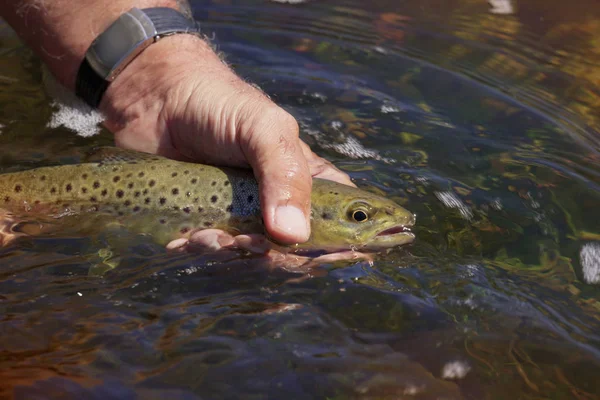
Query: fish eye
352 209 369 222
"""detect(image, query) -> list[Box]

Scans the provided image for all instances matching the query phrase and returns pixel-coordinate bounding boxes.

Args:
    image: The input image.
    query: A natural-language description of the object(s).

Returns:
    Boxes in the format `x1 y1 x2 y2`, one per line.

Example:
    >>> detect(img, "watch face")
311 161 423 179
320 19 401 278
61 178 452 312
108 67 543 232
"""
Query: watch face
87 8 157 80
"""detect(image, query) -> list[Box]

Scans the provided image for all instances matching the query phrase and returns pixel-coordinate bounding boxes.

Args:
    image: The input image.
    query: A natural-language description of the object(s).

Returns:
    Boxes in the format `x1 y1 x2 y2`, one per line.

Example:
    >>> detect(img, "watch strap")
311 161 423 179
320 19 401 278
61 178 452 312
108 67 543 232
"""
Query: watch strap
76 57 110 109
76 7 200 109
143 7 200 36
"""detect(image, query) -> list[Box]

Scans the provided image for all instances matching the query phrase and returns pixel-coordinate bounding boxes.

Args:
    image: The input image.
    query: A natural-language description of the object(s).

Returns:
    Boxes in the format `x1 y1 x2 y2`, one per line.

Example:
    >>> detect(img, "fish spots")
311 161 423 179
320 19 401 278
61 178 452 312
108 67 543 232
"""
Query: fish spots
180 227 190 234
89 196 97 203
113 176 121 183
14 184 22 193
4 196 9 202
198 207 204 213
40 175 46 181
159 197 166 205
138 172 145 178
81 187 88 194
172 188 179 196
321 212 333 220
183 206 191 214
50 187 57 194
134 191 140 198
191 178 198 184
224 181 230 187
142 189 148 195
226 204 233 212
203 222 213 227
133 206 140 212
144 197 151 204
81 173 88 180
126 173 132 178
64 183 72 192
149 180 156 187
101 189 108 197
211 195 218 203
184 170 189 175
211 181 217 187
127 183 134 189
116 190 124 198
93 181 100 189
159 218 166 225
124 200 131 207
171 172 178 177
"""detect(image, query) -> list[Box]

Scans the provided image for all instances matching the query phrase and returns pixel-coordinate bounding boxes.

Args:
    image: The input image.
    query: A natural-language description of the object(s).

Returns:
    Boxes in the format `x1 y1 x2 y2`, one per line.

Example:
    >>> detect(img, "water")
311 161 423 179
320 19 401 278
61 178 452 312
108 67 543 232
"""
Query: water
1 0 600 398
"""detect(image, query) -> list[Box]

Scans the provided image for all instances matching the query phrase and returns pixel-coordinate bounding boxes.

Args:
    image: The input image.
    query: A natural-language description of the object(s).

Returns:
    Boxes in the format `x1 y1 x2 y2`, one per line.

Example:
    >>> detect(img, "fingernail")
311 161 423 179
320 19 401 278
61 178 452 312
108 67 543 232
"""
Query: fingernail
274 205 310 242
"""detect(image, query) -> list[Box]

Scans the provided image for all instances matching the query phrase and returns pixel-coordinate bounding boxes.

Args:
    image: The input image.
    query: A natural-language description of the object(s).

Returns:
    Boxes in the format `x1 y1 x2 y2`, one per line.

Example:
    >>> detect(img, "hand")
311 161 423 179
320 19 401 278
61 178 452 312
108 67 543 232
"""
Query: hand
100 35 354 245
166 229 373 274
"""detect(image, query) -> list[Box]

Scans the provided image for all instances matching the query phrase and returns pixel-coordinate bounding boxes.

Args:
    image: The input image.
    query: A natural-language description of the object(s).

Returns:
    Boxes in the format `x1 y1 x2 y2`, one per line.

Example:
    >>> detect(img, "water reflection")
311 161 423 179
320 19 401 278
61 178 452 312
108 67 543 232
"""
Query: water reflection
1 0 600 398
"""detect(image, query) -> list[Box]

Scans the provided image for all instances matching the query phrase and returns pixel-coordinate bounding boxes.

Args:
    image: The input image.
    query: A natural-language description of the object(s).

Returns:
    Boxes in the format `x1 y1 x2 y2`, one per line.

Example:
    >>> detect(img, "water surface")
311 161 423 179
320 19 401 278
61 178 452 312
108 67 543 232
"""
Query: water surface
1 0 600 398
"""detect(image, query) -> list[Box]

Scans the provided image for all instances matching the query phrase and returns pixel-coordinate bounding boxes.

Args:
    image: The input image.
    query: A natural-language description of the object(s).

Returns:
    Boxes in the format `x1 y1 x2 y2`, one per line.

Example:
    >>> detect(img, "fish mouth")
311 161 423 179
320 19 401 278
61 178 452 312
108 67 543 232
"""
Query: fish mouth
368 224 415 248
376 225 412 237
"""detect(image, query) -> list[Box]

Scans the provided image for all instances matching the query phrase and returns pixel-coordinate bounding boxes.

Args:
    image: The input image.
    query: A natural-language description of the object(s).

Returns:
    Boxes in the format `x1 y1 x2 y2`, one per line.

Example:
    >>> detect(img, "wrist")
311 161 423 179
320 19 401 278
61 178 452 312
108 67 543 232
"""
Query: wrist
2 0 187 90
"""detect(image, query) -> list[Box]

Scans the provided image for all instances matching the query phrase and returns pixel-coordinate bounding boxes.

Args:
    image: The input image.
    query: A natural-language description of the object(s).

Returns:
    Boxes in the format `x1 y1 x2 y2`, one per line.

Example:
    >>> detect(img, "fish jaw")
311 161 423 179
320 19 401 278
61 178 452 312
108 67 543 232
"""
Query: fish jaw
368 226 415 249
360 211 416 250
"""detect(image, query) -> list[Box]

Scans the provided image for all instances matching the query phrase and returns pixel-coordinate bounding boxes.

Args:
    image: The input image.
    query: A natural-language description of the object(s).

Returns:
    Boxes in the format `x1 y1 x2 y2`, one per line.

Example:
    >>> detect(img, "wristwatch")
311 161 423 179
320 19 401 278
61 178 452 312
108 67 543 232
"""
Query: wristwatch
76 7 201 108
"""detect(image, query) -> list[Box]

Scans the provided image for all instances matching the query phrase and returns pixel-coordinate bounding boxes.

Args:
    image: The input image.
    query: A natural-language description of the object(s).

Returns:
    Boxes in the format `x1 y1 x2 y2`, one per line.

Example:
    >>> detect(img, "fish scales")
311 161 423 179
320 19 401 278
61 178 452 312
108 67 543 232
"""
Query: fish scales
0 148 416 250
0 158 262 244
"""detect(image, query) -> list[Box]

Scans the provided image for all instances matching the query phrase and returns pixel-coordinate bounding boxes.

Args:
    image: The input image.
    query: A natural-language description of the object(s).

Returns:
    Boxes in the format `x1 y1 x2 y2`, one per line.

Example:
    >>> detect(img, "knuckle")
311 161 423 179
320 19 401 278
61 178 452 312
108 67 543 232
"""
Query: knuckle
256 105 299 139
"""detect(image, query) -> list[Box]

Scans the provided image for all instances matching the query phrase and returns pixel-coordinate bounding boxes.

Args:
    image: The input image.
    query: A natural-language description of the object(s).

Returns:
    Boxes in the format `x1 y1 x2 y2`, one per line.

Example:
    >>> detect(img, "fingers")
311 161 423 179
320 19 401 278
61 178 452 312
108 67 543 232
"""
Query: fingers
166 230 373 272
240 107 312 245
298 141 356 187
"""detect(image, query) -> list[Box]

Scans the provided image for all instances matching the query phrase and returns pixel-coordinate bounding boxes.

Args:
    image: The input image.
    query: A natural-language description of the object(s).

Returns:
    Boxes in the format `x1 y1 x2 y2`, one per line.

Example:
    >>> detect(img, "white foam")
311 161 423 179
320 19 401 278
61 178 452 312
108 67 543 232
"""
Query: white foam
580 242 600 284
43 66 105 137
435 191 473 220
489 0 514 15
442 361 471 379
381 104 401 114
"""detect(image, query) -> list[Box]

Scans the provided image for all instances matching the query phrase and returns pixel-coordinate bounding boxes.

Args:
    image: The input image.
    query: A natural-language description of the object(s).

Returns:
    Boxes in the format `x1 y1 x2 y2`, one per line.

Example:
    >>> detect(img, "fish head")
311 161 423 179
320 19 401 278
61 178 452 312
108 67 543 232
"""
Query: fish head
306 180 416 251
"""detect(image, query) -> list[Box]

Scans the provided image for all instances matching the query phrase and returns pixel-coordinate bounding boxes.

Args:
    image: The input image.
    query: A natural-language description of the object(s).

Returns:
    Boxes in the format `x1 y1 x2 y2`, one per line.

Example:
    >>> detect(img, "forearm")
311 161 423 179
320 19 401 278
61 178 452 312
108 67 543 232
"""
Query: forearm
0 0 191 90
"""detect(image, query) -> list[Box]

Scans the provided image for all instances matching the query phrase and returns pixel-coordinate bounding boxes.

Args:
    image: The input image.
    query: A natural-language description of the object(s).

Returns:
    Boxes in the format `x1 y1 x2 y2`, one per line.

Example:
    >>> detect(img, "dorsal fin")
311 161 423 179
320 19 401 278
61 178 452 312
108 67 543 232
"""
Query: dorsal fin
85 147 165 165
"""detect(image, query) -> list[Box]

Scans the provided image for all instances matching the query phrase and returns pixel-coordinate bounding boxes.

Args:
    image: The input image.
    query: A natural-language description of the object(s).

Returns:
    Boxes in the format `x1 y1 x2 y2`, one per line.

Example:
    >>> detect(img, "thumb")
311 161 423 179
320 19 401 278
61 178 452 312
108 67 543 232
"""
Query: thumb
240 106 312 245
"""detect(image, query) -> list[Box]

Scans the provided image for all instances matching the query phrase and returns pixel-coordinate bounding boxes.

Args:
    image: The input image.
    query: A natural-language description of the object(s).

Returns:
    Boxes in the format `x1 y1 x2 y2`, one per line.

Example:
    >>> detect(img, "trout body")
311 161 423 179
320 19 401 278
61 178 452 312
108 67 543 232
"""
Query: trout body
0 148 415 249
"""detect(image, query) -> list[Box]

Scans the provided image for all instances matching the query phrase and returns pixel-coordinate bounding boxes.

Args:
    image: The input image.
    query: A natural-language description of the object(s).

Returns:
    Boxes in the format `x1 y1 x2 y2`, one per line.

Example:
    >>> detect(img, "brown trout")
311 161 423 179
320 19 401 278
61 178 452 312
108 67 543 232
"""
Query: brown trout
0 148 415 250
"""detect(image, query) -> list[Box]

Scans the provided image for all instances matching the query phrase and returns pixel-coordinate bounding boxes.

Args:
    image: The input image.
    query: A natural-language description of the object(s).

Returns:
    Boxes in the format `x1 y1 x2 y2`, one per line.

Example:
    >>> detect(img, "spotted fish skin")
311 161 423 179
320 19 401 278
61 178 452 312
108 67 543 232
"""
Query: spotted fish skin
0 148 415 250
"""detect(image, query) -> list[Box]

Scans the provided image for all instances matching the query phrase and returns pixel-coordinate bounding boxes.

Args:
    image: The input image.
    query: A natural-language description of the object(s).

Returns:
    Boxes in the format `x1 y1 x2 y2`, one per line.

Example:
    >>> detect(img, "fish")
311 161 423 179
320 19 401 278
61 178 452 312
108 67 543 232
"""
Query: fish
0 147 415 250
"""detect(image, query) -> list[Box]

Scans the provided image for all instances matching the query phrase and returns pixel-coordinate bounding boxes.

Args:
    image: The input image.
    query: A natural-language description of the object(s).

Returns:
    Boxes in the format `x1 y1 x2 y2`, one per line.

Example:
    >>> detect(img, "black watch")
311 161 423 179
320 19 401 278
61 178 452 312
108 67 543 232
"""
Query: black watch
76 7 201 108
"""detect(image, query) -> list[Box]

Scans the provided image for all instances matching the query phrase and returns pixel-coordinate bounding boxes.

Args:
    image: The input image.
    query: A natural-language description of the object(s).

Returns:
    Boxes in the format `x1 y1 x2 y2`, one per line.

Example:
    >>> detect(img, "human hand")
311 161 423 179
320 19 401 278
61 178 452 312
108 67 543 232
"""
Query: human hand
99 35 354 245
166 229 373 274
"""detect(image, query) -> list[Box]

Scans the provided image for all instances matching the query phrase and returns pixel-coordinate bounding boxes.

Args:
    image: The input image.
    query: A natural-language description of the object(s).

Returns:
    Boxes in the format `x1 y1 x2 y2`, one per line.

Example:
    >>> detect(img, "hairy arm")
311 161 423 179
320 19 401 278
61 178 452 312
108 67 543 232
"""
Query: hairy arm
0 0 192 89
0 0 355 245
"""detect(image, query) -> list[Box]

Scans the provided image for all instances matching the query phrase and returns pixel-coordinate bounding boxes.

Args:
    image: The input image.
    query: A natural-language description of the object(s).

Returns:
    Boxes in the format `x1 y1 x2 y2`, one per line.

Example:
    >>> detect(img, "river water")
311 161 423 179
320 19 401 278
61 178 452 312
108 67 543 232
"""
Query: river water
1 0 600 398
